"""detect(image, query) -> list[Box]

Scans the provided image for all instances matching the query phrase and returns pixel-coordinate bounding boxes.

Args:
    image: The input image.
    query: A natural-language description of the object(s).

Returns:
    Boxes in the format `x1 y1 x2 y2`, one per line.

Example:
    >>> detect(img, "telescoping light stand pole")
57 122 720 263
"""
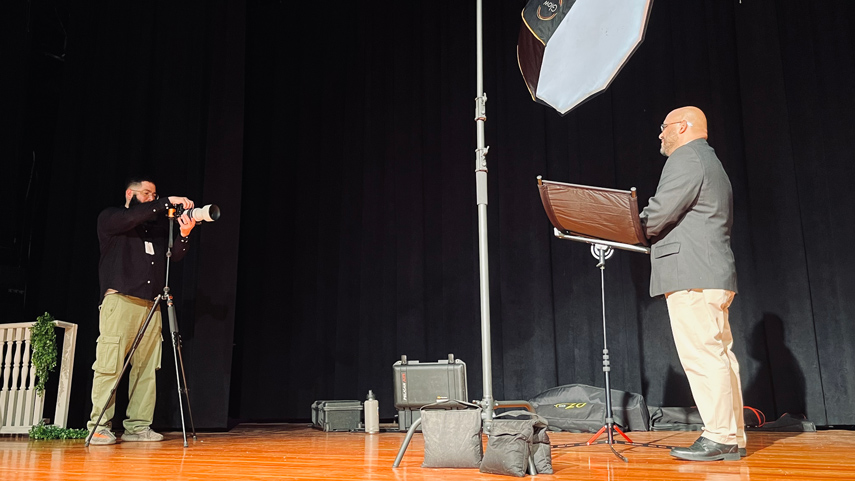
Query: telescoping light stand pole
474 0 495 430
473 0 535 432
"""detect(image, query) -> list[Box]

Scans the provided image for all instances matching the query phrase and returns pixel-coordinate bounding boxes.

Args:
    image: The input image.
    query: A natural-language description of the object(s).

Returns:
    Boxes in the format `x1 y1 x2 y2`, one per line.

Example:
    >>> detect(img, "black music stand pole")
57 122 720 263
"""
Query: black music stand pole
549 230 675 461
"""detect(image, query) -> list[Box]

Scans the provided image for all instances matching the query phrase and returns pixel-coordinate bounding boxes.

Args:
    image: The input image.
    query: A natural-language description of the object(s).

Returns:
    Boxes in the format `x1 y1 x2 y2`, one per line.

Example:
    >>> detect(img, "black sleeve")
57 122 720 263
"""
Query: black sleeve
171 229 190 262
152 215 191 263
97 199 174 236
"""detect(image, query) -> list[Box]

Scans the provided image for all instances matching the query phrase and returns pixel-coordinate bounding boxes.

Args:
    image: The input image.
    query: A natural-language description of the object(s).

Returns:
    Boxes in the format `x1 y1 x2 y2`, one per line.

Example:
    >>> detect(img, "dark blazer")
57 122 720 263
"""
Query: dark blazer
640 138 737 297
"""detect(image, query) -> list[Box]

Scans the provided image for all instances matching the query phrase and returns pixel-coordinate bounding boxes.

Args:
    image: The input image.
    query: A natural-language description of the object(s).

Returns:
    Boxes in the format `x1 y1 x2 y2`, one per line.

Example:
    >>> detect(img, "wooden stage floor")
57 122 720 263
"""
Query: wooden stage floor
1 423 853 480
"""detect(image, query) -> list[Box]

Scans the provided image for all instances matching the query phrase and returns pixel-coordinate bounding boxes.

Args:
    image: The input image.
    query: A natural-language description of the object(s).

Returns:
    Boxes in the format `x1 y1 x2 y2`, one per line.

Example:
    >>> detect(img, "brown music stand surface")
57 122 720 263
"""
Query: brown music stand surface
537 177 649 251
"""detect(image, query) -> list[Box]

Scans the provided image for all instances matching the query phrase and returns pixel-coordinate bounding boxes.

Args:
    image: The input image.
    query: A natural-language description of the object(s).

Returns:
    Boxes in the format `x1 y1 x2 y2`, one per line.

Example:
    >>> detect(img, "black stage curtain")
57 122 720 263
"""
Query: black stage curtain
7 0 855 430
5 0 244 429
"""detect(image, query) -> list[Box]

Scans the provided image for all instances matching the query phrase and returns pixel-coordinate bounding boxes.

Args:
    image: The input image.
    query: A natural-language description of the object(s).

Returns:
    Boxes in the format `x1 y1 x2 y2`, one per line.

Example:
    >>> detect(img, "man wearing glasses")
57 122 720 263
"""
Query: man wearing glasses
640 107 745 461
87 178 196 445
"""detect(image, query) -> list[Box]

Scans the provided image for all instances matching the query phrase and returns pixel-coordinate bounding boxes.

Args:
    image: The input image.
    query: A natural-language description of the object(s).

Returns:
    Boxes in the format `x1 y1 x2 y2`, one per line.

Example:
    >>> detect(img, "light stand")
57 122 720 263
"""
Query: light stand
392 0 535 468
85 212 198 448
472 0 534 429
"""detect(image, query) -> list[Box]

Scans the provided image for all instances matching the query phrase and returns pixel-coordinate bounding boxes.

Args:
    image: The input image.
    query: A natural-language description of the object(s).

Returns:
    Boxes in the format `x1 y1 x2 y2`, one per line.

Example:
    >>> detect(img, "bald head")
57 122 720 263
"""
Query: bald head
659 106 708 157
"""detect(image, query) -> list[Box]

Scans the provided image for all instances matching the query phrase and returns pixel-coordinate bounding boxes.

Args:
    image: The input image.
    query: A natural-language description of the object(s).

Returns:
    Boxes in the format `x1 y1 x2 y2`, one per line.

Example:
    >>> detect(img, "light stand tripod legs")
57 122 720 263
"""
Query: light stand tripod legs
85 295 161 447
166 294 197 447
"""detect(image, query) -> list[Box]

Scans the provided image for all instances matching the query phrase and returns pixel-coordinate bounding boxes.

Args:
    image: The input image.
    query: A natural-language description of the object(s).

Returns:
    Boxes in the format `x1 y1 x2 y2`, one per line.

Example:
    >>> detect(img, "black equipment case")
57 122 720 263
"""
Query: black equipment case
392 354 468 431
311 400 363 432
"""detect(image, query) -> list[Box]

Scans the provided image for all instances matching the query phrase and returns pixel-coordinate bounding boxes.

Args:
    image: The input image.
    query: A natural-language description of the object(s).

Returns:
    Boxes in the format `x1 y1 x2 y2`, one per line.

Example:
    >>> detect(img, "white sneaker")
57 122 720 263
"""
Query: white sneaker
89 428 117 445
121 427 164 442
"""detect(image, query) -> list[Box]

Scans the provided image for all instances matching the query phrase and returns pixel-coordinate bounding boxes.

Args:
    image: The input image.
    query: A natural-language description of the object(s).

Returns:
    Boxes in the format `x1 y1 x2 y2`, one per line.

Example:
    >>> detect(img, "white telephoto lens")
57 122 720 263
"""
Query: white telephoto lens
190 204 220 222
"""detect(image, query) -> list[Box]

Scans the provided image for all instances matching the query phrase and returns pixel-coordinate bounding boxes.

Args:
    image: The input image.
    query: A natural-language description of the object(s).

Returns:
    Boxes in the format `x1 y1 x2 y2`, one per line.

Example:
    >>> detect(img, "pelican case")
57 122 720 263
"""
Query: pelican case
392 354 468 431
311 400 363 432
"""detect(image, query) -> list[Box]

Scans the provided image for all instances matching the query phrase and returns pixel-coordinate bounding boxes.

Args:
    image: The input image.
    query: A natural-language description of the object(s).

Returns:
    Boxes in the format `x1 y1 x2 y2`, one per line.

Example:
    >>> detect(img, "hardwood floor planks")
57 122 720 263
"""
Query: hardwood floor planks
1 424 853 480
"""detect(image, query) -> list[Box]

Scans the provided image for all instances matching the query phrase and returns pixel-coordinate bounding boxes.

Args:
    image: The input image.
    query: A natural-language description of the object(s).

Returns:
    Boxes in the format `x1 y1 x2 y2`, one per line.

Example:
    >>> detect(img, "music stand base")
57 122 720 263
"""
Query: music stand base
552 423 677 462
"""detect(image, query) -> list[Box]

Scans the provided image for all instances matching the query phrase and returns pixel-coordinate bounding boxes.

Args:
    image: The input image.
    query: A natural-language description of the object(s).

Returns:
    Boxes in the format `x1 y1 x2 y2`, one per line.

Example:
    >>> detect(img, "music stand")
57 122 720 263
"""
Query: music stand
537 176 675 461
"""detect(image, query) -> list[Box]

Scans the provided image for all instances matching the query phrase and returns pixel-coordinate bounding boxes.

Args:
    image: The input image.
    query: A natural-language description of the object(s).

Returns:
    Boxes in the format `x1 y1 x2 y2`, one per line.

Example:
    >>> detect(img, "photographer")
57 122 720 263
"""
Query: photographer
87 178 196 445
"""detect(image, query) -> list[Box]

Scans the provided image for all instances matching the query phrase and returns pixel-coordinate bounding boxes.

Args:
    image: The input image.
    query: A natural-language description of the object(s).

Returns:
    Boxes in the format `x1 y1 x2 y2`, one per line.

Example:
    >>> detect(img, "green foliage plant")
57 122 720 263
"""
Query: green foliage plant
29 312 58 395
29 423 89 440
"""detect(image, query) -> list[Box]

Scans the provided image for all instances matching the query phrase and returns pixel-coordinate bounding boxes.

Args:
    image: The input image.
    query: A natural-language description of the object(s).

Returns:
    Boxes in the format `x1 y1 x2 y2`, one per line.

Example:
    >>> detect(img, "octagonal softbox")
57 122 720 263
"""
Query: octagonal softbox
518 0 654 115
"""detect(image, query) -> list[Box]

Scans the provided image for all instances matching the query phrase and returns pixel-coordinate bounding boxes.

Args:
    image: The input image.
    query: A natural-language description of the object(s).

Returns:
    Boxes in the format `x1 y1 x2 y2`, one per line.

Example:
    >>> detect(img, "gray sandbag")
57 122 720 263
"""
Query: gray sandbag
420 401 483 468
480 411 553 477
480 419 533 477
529 420 553 474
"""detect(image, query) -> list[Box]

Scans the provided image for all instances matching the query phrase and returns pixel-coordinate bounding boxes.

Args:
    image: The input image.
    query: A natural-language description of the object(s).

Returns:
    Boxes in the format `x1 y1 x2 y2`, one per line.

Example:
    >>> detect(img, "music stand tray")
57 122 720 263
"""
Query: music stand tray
537 176 650 253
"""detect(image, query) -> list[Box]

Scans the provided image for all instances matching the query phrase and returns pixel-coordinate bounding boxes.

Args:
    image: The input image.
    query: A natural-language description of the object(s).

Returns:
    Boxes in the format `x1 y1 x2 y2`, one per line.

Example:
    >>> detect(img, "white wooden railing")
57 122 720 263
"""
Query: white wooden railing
0 320 78 434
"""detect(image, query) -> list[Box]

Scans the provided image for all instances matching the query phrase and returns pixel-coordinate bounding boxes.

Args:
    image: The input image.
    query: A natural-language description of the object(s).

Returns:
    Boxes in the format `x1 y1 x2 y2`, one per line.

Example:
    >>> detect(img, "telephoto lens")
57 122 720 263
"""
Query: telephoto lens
172 203 220 222
188 204 220 222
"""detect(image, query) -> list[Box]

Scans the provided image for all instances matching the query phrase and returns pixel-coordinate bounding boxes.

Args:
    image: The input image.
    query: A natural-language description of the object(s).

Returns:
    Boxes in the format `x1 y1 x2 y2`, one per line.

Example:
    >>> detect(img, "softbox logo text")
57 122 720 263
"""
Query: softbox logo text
537 0 562 21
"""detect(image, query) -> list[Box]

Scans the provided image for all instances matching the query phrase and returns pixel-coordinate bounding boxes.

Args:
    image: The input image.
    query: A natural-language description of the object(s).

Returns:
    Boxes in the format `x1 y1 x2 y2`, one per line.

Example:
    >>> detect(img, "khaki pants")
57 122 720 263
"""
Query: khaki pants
88 294 162 433
666 289 745 446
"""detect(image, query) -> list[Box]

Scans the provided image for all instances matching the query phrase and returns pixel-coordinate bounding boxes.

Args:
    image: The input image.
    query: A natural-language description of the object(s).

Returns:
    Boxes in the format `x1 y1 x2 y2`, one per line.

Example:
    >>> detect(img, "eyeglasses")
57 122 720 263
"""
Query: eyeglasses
660 120 693 132
130 189 159 200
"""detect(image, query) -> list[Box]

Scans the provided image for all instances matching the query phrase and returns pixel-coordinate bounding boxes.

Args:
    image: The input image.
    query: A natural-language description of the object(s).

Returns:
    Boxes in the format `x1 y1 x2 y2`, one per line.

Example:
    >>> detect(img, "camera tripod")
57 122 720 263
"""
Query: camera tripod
85 212 197 448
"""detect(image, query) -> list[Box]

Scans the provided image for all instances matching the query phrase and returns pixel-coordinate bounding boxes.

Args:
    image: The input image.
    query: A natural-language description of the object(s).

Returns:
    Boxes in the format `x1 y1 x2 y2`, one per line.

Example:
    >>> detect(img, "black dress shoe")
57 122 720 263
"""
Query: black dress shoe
670 436 740 461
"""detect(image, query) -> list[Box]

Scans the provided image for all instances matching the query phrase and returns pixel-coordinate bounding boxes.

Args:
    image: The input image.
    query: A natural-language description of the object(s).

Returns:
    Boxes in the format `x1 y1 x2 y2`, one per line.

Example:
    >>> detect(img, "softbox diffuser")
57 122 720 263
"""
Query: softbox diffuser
518 0 654 115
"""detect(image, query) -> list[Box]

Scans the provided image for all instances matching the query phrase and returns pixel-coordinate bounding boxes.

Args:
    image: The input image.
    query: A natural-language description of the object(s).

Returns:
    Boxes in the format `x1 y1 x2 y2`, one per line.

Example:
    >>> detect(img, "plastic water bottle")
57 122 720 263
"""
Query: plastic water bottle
364 390 379 434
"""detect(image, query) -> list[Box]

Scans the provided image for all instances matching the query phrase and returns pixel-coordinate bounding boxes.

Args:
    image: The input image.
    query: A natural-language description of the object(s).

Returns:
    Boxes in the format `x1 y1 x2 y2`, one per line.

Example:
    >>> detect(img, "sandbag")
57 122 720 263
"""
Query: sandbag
480 411 553 477
420 401 483 468
529 420 553 474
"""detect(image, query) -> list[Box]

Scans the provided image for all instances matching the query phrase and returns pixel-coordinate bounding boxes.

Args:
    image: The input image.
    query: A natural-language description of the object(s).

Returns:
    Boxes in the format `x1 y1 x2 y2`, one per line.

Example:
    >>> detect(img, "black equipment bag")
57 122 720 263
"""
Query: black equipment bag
529 384 650 433
649 405 808 431
648 406 704 431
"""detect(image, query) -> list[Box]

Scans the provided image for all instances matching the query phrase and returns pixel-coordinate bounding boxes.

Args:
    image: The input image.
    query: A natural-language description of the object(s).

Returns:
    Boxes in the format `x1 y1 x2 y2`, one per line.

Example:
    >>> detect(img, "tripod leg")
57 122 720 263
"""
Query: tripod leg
86 296 161 447
613 424 633 443
174 335 197 439
607 441 628 462
586 426 607 445
166 298 194 447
